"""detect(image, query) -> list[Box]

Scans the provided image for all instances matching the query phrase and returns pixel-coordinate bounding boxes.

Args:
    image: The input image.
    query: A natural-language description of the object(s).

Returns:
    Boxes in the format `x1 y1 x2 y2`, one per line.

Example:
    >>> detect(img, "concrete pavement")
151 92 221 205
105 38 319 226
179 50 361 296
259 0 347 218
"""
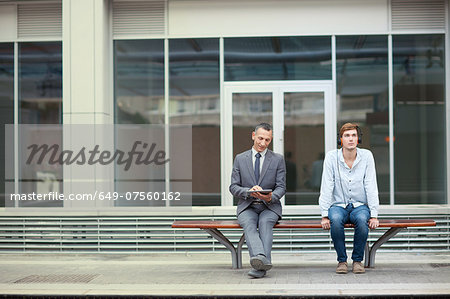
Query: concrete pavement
0 252 450 297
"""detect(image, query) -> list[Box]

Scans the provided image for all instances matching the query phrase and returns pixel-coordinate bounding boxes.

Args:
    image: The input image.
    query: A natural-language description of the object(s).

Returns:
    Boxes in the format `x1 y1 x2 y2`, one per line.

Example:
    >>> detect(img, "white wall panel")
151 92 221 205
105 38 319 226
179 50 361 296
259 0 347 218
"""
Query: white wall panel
0 5 17 41
63 0 111 116
168 0 389 37
62 0 114 206
95 0 112 119
69 0 95 113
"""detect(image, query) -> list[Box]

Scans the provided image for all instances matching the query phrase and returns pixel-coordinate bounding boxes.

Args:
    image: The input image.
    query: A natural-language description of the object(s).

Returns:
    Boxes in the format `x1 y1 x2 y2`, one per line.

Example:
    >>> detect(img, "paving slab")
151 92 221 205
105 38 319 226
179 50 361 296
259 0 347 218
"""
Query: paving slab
0 252 449 297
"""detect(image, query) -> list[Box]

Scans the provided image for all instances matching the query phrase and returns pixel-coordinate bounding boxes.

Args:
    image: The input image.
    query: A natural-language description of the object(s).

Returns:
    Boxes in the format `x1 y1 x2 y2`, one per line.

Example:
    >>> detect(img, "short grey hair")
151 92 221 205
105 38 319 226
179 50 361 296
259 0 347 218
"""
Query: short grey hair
254 123 273 133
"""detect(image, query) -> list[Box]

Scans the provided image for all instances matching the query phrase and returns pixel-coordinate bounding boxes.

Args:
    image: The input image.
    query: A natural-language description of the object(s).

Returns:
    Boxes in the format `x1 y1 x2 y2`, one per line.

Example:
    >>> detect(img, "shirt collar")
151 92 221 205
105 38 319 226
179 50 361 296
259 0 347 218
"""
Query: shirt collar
252 147 268 158
338 147 362 166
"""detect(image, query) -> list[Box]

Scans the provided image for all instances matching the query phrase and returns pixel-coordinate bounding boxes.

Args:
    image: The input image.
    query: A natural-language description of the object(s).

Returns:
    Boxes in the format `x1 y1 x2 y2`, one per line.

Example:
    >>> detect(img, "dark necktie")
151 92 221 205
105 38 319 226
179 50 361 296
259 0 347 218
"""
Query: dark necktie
254 153 261 183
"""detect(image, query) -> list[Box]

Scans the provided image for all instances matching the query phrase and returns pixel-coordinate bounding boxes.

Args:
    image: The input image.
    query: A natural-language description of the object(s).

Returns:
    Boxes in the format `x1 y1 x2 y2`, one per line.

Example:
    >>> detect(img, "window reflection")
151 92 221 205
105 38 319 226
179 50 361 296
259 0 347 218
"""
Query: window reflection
393 34 446 204
114 40 164 124
18 42 63 207
19 42 62 124
0 43 14 207
284 92 324 205
114 40 165 206
169 38 220 206
225 36 331 81
336 35 389 204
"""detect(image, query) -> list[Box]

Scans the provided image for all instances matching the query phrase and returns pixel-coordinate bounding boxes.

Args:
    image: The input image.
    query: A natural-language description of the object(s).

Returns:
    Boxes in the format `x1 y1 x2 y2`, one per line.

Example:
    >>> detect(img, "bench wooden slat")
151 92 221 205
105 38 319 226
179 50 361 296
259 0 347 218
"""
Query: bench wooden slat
172 220 240 229
172 219 436 229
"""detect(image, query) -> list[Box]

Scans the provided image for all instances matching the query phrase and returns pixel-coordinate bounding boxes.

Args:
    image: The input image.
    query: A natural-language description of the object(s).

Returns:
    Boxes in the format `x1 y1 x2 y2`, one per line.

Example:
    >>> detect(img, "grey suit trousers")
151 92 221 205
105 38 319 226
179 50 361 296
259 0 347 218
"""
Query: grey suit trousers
237 202 279 262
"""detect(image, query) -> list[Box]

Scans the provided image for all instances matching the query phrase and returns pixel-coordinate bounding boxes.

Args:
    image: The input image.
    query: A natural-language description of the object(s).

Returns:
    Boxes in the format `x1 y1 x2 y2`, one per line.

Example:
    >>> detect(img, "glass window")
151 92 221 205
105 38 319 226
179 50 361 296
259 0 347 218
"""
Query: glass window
393 34 446 204
0 43 14 207
225 36 331 81
18 42 63 207
114 40 164 124
19 42 62 124
114 40 165 206
336 35 389 204
284 92 324 205
169 38 220 206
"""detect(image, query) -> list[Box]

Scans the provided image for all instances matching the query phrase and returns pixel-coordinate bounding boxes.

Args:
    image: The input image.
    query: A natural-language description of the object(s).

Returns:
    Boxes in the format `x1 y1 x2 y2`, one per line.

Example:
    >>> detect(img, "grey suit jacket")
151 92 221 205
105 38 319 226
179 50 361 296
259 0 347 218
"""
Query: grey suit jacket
229 149 286 218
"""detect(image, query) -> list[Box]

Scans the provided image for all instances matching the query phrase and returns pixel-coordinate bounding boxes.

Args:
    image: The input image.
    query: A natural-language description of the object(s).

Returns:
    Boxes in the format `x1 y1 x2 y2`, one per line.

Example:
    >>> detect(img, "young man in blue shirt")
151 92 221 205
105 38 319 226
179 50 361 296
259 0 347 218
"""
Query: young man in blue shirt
319 123 380 274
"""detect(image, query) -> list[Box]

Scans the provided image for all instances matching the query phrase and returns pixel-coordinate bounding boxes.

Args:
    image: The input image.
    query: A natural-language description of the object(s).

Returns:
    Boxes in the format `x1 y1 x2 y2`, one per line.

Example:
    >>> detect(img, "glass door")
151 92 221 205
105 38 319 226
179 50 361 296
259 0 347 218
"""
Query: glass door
283 91 325 205
223 81 334 206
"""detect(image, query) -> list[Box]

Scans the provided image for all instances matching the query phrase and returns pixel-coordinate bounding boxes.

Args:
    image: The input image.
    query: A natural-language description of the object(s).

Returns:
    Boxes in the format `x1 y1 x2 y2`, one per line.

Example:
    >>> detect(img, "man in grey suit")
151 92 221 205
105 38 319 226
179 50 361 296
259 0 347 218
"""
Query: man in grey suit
229 123 286 278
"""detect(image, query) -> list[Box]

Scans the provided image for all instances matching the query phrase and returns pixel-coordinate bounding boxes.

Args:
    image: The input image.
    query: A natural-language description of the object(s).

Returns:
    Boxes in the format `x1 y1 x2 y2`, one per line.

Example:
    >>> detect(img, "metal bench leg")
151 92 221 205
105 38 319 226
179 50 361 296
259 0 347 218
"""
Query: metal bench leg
366 227 404 268
364 242 370 267
203 228 240 269
237 233 245 269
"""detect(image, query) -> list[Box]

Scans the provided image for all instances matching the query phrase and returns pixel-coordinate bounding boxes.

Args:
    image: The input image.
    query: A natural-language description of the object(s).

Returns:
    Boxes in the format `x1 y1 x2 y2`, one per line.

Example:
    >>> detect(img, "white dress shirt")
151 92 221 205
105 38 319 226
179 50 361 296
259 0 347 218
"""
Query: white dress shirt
319 147 380 218
251 147 268 174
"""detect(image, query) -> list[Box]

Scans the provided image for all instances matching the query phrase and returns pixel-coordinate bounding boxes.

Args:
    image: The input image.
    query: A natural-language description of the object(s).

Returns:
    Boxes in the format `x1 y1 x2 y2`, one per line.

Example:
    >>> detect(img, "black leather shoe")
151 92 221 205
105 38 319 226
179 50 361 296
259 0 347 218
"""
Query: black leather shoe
248 269 266 278
250 254 272 271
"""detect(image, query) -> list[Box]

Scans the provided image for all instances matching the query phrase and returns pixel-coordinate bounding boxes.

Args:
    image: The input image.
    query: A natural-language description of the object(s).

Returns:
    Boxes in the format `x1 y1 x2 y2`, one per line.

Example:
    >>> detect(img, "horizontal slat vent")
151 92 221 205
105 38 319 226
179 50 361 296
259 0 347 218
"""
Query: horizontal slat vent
113 1 165 38
391 0 445 31
17 3 62 39
0 214 448 253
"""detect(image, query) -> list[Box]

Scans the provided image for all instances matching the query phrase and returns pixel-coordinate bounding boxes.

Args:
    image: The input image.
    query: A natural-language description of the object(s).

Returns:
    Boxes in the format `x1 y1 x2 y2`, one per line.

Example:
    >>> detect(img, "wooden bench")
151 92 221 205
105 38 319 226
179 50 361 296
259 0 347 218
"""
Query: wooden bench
172 219 436 269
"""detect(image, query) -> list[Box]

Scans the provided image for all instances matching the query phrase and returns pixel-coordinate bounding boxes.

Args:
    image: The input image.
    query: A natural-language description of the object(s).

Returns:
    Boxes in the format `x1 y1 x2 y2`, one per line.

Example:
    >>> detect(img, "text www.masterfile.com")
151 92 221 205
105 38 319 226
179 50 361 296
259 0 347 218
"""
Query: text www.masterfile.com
9 191 182 202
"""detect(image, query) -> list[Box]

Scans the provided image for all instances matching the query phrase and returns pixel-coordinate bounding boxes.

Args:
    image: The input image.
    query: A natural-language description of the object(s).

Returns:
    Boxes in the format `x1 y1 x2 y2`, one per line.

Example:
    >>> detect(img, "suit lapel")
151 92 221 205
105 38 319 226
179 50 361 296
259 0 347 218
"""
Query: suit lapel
245 150 257 184
258 150 273 184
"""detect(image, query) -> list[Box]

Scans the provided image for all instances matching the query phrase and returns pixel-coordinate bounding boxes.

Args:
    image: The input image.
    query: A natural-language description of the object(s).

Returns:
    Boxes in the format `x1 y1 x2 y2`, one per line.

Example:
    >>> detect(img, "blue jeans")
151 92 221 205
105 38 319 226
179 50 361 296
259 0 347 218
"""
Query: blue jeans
328 204 370 263
238 203 279 262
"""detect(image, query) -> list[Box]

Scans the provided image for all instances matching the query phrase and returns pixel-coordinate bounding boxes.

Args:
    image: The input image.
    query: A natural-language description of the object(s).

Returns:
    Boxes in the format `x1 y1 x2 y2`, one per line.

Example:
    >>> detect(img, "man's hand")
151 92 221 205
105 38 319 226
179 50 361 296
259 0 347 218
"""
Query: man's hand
368 217 379 229
321 217 330 230
249 186 272 202
249 185 262 192
257 192 272 202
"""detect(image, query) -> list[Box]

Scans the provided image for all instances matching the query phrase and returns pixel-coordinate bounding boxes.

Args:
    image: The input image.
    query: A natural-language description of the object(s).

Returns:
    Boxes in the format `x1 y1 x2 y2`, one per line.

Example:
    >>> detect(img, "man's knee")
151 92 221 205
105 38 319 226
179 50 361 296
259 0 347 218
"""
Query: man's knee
258 219 276 232
240 219 257 231
353 213 369 224
238 214 258 230
351 209 370 226
329 213 346 226
258 211 278 228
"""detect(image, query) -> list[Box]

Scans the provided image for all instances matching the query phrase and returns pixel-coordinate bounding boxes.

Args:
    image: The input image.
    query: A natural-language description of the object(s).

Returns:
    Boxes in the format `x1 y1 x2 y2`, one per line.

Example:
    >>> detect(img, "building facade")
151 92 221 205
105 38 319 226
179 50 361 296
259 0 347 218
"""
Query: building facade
0 0 449 252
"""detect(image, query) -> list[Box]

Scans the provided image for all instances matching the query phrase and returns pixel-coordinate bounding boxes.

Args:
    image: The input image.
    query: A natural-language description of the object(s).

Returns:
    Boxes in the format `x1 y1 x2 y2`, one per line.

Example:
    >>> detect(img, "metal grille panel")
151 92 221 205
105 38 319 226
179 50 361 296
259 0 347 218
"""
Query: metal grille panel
13 274 99 284
113 0 165 37
0 214 448 253
17 3 62 38
391 0 445 31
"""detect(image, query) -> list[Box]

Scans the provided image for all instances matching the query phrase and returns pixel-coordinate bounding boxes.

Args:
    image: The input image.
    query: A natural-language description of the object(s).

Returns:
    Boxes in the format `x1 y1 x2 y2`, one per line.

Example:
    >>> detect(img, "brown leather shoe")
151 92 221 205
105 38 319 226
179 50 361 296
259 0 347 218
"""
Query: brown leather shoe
352 261 365 274
336 262 348 274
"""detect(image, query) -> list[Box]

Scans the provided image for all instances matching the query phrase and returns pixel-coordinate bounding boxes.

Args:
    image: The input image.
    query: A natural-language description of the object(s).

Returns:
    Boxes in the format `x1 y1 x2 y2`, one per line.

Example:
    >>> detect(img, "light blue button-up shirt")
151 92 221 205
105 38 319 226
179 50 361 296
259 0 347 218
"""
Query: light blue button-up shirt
319 148 379 218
